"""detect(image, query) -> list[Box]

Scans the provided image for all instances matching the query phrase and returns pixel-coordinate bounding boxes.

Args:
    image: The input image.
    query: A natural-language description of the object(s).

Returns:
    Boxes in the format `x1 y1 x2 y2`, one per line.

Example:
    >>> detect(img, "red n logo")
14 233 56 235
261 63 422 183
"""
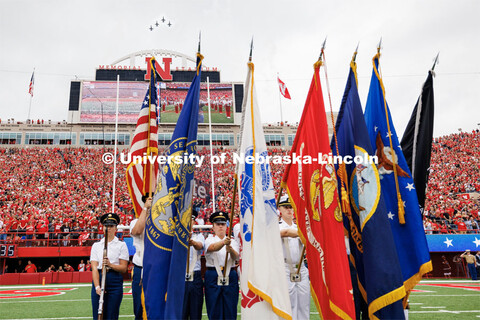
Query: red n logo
145 57 173 81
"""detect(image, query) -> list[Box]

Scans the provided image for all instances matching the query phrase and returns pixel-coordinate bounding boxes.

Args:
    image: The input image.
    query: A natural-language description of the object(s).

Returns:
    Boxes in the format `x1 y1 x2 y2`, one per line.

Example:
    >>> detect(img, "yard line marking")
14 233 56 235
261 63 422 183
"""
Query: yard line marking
2 317 135 320
0 283 134 290
410 310 480 314
421 306 446 308
0 284 91 289
0 298 132 304
419 280 479 283
410 294 480 297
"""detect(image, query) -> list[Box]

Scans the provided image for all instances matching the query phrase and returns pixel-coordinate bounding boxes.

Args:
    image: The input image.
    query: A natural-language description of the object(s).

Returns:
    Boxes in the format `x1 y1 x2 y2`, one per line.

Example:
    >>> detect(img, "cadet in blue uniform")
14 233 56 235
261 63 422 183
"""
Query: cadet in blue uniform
182 209 206 320
130 196 152 320
204 211 239 320
90 213 129 320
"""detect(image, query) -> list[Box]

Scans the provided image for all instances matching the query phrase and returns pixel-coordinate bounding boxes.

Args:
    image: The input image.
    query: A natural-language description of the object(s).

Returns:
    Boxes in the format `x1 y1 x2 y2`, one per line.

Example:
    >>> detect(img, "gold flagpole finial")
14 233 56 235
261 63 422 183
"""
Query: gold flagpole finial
377 37 382 54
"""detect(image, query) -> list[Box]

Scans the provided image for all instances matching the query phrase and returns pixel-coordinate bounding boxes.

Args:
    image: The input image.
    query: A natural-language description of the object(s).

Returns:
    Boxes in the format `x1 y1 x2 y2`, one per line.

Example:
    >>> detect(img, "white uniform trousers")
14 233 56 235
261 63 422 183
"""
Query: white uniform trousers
285 265 310 320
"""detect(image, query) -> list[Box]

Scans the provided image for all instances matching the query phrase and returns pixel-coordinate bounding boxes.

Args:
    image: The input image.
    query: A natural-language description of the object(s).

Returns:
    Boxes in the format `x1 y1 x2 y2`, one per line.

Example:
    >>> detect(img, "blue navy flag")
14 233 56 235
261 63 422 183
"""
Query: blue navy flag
364 54 432 293
332 60 406 319
142 53 203 319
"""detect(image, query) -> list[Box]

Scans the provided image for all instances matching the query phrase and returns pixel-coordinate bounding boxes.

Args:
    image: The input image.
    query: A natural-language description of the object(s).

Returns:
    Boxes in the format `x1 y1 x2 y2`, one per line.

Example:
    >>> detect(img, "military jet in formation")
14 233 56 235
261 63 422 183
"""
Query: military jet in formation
149 16 172 30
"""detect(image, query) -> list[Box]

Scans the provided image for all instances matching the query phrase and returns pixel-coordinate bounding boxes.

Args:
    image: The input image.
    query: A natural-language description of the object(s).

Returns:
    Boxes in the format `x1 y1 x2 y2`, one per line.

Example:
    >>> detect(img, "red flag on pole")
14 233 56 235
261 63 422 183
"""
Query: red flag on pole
281 60 355 320
277 77 291 99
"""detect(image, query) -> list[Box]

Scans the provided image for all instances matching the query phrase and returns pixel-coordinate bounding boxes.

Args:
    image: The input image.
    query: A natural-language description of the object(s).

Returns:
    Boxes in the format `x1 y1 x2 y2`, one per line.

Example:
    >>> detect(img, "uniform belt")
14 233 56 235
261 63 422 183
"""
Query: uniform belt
207 266 237 271
284 258 299 269
98 268 119 273
133 263 142 269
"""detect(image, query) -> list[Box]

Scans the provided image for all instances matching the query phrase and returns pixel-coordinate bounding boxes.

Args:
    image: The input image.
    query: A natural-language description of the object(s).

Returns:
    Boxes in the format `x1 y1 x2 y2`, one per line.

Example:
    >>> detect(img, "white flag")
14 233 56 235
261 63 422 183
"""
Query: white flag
238 61 292 320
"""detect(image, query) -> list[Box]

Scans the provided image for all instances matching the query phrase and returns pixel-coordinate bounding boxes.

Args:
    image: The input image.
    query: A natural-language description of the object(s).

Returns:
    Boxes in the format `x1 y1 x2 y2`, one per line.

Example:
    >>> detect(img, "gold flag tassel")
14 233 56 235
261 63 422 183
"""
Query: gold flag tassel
373 45 405 224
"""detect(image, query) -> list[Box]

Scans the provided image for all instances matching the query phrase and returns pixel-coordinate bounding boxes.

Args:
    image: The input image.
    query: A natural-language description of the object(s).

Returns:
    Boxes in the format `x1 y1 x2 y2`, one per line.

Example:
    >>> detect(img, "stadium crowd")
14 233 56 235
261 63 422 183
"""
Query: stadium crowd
0 131 479 246
423 130 480 233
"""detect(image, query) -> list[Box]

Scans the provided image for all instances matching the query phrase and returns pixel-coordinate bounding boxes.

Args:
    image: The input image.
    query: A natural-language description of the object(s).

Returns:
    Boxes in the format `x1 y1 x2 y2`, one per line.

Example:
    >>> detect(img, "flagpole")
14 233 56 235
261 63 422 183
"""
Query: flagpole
28 95 33 122
112 75 120 213
207 77 216 212
277 72 284 126
224 38 254 276
374 41 405 224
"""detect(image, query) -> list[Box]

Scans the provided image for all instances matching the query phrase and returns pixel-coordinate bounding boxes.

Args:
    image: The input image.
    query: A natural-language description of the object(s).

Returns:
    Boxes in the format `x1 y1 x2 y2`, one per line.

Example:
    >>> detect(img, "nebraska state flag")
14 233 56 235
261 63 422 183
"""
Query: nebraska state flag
281 59 355 320
278 77 291 99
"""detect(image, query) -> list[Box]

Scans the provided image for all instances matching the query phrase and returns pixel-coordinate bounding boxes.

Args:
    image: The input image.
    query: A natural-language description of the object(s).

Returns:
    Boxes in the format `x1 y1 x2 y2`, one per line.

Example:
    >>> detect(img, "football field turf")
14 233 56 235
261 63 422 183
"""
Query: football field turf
160 105 233 124
1 280 478 319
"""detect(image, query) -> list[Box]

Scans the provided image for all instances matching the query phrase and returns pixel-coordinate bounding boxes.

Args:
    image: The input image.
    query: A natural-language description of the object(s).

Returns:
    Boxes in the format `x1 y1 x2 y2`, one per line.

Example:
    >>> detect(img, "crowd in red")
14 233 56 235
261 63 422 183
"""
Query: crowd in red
0 131 478 246
423 130 480 233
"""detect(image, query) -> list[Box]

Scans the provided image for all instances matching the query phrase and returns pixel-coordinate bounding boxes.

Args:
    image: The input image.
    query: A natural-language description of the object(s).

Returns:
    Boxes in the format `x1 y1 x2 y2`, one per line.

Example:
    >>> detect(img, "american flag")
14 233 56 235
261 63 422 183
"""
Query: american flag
126 58 159 217
28 71 35 96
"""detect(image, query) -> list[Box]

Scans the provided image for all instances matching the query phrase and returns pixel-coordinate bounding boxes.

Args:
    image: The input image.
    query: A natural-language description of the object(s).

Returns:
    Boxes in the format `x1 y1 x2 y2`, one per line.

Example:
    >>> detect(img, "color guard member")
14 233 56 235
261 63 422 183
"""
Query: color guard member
182 209 205 320
90 213 129 320
130 196 152 320
278 195 310 320
204 211 239 320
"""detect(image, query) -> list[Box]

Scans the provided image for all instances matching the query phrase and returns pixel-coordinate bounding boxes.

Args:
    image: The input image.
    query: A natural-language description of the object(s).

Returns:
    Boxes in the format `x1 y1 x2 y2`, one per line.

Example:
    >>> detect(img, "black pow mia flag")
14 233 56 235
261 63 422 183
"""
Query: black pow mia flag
400 70 435 211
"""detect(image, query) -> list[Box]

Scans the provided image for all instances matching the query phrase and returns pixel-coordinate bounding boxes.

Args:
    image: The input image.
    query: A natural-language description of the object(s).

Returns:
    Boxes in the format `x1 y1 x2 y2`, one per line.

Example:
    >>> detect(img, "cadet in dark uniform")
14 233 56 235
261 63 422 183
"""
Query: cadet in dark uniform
130 196 152 320
204 211 239 320
90 213 129 320
182 209 206 320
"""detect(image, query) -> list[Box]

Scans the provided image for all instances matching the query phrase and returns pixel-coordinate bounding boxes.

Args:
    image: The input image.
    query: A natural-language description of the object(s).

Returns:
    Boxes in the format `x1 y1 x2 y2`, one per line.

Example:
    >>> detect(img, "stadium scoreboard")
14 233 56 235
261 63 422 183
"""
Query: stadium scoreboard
0 244 16 258
68 49 243 125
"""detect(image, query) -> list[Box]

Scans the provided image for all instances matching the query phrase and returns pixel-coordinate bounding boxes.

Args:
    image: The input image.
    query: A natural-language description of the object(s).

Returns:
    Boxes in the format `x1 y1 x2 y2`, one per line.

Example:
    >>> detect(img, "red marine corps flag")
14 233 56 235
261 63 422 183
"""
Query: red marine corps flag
277 77 291 99
280 58 355 320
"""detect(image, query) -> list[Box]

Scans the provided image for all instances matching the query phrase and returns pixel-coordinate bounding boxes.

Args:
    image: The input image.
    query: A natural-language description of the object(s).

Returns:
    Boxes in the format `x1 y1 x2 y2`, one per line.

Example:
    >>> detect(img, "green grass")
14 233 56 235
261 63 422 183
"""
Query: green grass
0 280 478 319
160 105 233 124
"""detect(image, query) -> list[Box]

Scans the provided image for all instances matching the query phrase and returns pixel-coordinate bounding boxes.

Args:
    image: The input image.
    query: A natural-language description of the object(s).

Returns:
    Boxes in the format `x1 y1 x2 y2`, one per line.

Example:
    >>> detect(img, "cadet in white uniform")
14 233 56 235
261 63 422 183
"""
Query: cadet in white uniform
204 211 239 320
129 196 152 320
182 209 206 320
278 196 310 320
90 213 129 320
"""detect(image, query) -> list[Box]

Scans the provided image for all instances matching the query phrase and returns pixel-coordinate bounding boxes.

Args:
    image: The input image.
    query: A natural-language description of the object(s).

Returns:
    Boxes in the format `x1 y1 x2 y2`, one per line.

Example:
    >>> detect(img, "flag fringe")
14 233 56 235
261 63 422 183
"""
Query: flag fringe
368 285 406 320
247 282 292 320
403 260 433 292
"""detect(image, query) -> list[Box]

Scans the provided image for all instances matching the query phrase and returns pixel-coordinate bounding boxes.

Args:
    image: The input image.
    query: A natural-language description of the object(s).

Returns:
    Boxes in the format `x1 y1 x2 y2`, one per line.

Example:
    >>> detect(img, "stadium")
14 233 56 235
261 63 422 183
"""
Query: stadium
0 46 479 320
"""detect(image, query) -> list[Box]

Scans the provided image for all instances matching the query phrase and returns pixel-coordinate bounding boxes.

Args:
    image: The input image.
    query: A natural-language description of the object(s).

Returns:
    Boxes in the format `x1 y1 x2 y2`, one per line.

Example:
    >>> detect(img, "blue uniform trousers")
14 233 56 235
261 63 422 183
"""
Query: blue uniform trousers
467 263 477 280
132 265 143 320
204 269 238 320
182 270 204 320
91 271 124 320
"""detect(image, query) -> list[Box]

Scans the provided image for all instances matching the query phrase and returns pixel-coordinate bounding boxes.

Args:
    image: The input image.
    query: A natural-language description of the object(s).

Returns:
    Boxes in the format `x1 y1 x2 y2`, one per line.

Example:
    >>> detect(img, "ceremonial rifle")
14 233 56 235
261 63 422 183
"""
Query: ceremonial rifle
98 225 108 320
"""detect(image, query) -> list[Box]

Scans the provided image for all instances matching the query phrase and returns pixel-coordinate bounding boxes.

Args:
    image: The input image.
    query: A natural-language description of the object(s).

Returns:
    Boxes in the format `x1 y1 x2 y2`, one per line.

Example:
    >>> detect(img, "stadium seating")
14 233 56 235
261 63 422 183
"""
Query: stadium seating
0 130 479 246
